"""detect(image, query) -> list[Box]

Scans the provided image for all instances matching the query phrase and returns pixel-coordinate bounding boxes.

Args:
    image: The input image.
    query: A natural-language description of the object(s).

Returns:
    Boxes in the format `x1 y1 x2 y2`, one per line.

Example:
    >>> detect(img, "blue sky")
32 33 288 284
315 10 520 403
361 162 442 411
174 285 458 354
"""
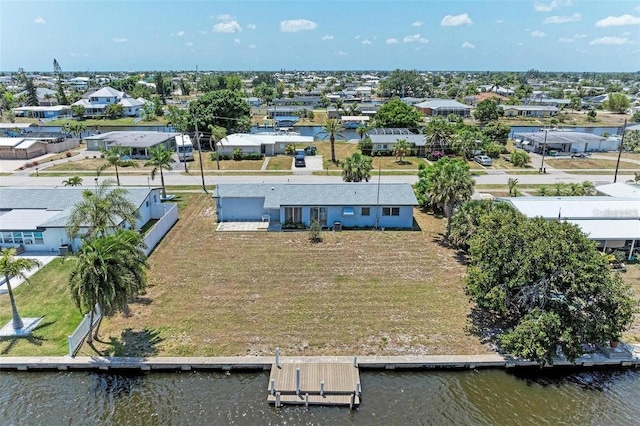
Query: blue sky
2 0 640 72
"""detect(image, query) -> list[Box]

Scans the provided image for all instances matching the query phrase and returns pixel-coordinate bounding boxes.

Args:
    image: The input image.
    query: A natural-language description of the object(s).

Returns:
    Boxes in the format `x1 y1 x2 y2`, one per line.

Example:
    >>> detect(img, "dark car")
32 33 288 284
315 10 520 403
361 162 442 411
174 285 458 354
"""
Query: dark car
294 154 306 167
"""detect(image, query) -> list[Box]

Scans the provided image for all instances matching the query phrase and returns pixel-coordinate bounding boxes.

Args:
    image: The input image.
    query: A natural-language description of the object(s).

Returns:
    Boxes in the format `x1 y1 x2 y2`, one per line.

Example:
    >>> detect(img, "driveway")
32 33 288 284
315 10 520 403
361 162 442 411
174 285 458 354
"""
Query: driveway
292 155 324 172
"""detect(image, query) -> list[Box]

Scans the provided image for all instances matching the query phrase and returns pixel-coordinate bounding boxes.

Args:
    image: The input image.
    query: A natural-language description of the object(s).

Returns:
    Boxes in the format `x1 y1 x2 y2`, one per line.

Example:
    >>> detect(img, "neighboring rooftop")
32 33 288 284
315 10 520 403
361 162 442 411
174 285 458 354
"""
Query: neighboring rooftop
85 131 179 148
596 183 640 199
498 197 640 220
514 131 606 144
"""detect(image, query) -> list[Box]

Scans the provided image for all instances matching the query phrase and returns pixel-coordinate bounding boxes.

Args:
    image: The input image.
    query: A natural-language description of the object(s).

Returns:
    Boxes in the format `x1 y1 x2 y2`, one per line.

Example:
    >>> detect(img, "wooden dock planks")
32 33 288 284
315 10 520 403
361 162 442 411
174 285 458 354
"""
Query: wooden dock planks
267 362 361 407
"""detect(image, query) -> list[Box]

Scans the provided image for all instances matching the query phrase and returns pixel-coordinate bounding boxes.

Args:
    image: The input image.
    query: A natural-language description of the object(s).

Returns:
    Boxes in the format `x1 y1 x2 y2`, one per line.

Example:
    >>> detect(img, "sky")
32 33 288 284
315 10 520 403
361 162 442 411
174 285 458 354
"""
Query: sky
1 0 640 72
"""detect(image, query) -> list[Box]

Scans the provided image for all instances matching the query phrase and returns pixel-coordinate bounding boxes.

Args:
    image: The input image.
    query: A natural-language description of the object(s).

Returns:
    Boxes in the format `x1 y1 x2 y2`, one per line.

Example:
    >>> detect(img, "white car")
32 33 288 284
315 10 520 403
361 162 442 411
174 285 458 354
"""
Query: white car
474 155 493 166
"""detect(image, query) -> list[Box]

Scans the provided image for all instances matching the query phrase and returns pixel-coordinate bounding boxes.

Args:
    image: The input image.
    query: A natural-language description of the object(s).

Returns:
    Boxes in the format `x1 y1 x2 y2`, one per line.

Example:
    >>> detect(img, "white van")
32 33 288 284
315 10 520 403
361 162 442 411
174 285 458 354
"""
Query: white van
175 134 194 161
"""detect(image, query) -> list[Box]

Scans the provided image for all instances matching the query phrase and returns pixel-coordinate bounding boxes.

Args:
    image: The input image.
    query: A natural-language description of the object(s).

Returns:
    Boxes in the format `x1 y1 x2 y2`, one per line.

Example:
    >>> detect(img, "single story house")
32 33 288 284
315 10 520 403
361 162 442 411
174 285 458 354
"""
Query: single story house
501 105 559 118
12 105 71 120
498 194 640 259
415 99 471 117
514 131 618 154
596 182 640 199
0 137 47 159
273 96 322 108
216 133 313 156
213 183 418 229
0 187 172 253
85 131 179 158
368 133 426 155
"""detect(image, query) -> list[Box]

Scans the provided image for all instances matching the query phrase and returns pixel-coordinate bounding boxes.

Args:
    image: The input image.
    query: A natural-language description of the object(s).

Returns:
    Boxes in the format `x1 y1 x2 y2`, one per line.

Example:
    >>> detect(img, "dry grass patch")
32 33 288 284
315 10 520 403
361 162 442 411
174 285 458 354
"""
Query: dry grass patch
193 154 264 171
266 156 293 170
621 265 640 343
46 158 154 172
372 156 426 170
546 158 639 170
93 194 490 357
314 142 358 169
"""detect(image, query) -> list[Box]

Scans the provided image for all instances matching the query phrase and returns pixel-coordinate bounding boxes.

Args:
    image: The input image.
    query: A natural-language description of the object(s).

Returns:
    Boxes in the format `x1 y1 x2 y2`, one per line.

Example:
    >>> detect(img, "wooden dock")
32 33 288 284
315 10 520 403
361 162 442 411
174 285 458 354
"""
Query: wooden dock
267 362 361 408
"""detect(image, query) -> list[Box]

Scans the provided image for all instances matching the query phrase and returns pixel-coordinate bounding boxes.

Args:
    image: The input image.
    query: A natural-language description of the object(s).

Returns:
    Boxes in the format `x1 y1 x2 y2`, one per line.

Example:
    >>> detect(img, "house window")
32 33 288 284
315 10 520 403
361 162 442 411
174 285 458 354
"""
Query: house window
361 207 371 216
310 207 328 226
284 207 302 224
1 232 13 243
34 232 44 244
382 207 400 216
382 144 388 150
12 232 23 244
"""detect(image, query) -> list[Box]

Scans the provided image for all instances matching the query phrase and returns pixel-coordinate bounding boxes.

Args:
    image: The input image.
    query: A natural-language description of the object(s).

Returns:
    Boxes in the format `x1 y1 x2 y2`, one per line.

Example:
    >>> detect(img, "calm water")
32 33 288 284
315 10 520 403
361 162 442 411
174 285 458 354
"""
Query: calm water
1 369 638 425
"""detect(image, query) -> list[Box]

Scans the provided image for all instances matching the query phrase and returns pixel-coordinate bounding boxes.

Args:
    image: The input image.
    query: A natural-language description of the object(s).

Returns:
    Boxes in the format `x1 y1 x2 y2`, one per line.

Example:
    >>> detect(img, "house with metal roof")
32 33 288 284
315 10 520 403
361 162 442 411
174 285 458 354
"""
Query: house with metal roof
0 137 48 159
514 130 619 154
0 186 175 253
414 99 471 117
213 183 418 229
501 105 559 118
216 133 313 156
85 131 179 158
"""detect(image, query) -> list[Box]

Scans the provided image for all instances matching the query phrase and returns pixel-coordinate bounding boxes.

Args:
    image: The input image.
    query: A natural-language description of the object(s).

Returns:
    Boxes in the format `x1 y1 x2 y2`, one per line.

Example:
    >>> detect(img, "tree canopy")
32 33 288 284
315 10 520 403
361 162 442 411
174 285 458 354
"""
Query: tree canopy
341 152 372 182
189 89 251 134
374 98 424 129
465 208 636 364
379 69 429 98
603 93 631 114
473 99 502 123
1 248 42 330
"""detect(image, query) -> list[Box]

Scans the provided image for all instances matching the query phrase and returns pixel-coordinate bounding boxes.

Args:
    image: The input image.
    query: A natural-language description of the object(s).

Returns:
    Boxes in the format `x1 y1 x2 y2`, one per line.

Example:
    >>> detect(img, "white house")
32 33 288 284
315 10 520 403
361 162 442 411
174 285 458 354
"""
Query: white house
73 87 146 118
514 131 620 154
0 187 176 253
85 131 179 159
217 133 313 156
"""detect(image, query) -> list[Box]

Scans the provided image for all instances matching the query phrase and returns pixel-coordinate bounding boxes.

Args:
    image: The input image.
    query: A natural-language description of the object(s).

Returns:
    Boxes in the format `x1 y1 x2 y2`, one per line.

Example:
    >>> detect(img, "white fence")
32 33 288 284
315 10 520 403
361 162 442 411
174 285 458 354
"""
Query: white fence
143 203 178 255
68 304 101 357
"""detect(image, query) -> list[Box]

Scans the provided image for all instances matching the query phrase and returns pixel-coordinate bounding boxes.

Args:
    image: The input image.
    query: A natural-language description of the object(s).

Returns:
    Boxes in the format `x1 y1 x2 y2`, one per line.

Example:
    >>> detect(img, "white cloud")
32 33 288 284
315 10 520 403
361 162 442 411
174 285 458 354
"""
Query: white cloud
280 19 317 32
558 37 574 42
461 41 475 49
403 34 428 43
33 16 46 24
185 42 193 47
531 30 547 37
622 31 631 36
246 23 257 30
589 36 629 45
354 35 361 40
337 51 348 56
595 14 640 27
176 31 185 37
441 13 472 26
216 14 235 21
199 30 207 35
543 13 581 24
248 44 256 49
386 38 399 45
533 0 572 12
362 39 372 45
213 21 242 33
412 21 423 27
573 33 587 38
113 38 128 43
234 38 241 45
496 19 504 24
321 35 334 41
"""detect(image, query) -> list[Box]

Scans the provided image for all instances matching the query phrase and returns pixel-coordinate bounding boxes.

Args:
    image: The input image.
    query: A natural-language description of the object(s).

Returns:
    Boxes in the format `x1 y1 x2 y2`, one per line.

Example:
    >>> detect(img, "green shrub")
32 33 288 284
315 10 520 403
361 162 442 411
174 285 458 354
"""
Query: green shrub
510 150 531 167
483 142 503 158
244 152 262 160
232 147 243 161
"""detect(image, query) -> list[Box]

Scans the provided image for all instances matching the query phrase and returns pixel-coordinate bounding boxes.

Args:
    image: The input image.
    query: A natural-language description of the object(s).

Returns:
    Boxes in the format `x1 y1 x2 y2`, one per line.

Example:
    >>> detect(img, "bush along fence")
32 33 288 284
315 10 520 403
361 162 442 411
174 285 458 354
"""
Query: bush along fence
68 304 101 357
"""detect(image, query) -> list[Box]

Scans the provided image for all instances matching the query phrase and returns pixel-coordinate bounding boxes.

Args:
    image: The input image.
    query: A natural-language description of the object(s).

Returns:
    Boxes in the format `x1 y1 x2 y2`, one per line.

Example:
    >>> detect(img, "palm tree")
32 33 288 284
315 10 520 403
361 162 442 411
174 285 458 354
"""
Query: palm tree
66 179 139 240
0 248 42 330
69 121 87 140
507 178 521 197
423 117 454 156
62 176 83 186
68 229 148 344
451 130 477 160
581 180 596 196
537 186 549 196
341 153 372 182
145 145 175 199
97 145 138 186
319 118 345 164
392 139 412 163
208 124 227 170
356 126 367 140
552 182 566 196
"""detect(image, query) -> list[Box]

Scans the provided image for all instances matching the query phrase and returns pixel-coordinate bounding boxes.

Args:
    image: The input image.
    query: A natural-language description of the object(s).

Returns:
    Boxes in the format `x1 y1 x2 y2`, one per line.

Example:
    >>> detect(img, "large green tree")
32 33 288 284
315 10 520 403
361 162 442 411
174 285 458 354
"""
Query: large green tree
66 179 139 240
341 152 372 182
97 145 138 186
68 229 148 344
144 145 175 199
414 157 475 238
189 89 251 134
482 121 511 145
465 210 636 364
379 69 428 98
473 99 502 123
0 248 42 330
449 200 515 251
603 93 631 114
374 98 424 129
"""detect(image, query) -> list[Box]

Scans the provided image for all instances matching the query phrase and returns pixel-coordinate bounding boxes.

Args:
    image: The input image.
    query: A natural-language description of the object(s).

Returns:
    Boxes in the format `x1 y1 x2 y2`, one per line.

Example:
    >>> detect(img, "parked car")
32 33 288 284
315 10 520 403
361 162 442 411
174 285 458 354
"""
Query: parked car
571 152 591 158
474 155 492 166
294 154 306 167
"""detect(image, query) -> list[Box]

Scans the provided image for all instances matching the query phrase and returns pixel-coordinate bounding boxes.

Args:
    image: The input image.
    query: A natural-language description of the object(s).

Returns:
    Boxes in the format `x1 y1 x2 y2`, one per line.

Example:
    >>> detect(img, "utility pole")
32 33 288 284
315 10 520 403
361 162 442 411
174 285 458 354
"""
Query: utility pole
194 65 207 193
539 129 548 174
613 119 627 183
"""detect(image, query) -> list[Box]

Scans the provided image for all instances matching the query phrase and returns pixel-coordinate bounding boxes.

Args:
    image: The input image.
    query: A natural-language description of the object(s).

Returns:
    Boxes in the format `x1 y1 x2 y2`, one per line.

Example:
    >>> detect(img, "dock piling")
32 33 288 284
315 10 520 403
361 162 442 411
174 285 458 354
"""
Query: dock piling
295 367 301 395
275 347 280 368
356 381 361 397
270 379 275 395
275 392 281 408
353 356 358 367
320 381 325 397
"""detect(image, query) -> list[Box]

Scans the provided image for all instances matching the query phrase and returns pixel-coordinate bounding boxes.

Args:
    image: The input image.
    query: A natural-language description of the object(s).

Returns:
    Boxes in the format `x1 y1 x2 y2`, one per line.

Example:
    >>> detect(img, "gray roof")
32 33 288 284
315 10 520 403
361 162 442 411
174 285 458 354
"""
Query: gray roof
369 134 426 146
415 99 470 110
214 183 418 208
0 187 154 229
498 197 640 220
85 131 179 148
514 131 605 144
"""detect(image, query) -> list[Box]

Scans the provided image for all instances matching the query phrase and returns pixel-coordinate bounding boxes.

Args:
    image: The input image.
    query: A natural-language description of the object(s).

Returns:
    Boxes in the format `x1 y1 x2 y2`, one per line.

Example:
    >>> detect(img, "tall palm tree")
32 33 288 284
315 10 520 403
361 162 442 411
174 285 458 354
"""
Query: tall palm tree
423 117 454 155
392 139 412 163
208 124 227 170
62 176 83 187
507 178 521 197
97 144 138 186
0 248 42 330
66 179 139 240
145 145 175 199
319 118 345 164
69 121 87 140
68 229 148 344
356 126 367 140
451 130 477 160
341 153 372 182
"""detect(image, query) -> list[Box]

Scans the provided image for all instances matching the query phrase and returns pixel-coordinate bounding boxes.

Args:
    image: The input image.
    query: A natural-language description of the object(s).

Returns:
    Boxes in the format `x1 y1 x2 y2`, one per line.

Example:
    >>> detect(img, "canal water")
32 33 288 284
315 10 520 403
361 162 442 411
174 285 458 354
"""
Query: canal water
1 368 638 425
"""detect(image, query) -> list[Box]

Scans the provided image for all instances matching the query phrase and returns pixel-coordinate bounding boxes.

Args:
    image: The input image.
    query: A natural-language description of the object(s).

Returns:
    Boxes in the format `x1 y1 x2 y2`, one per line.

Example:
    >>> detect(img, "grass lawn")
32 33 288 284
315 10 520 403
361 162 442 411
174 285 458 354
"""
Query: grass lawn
371 156 427 170
597 152 640 161
193 153 264 171
266 156 293 170
45 158 154 172
0 259 83 356
623 265 640 343
313 142 358 169
545 158 640 170
87 194 492 357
